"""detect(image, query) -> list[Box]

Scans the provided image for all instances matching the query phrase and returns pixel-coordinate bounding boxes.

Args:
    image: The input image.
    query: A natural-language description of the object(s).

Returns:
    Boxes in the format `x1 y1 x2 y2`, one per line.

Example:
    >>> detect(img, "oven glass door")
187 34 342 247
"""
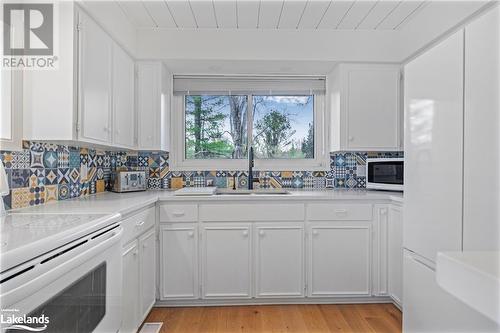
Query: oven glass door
368 161 404 185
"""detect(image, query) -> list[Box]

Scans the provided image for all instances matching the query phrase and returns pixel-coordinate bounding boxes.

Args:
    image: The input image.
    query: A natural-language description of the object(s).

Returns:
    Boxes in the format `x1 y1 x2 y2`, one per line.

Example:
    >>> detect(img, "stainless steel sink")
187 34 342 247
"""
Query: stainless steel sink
216 188 290 195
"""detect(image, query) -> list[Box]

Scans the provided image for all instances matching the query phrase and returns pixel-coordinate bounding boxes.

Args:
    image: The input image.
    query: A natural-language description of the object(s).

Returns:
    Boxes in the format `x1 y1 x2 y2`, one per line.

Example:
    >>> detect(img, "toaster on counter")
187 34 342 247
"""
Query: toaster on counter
112 170 147 192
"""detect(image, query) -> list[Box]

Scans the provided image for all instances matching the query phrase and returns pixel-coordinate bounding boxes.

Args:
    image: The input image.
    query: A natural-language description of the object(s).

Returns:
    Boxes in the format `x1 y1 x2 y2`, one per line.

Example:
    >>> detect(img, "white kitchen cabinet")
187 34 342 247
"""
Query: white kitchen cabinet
137 62 171 151
254 223 304 298
463 6 500 251
0 69 22 150
121 241 140 333
119 206 156 333
78 10 113 144
388 204 403 307
404 29 464 262
372 206 388 297
23 4 136 149
328 64 402 151
139 229 156 320
160 223 199 300
201 224 252 298
112 43 136 149
308 222 371 296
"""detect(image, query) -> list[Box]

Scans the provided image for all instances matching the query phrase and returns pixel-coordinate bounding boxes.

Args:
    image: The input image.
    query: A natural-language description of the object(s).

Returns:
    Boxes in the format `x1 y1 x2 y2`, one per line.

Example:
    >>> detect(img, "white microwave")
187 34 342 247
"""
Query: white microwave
366 158 404 191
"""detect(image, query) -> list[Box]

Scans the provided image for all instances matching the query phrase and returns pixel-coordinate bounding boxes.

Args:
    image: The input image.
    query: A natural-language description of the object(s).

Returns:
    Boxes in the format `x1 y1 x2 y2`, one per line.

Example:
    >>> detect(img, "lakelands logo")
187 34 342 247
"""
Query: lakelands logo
2 2 58 69
1 309 49 332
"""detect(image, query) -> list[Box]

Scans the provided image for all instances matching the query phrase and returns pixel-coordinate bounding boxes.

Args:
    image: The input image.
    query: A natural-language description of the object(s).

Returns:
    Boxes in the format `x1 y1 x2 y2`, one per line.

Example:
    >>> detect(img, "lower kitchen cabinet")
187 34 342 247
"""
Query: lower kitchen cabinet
121 241 140 333
255 223 305 297
201 224 252 298
139 229 156 318
160 223 199 299
308 222 372 296
388 204 403 306
120 206 156 333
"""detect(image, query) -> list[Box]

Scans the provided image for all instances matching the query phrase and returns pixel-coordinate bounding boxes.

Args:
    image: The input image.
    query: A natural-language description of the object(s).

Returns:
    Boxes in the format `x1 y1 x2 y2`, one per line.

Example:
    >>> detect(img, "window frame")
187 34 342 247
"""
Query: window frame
170 93 329 171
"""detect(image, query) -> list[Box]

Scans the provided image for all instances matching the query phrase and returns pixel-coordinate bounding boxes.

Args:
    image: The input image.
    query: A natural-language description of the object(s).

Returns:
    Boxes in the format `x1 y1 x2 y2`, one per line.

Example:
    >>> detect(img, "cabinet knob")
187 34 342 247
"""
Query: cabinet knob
312 230 319 236
259 230 265 237
143 243 147 249
348 136 354 142
381 208 388 215
242 230 249 237
172 211 185 217
188 231 194 238
133 249 138 256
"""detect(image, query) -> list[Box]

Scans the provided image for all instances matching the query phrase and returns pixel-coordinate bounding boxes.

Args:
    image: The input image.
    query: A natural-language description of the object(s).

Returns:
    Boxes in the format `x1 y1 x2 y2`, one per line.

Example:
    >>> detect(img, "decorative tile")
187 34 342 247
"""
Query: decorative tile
29 186 46 206
11 169 30 188
70 183 80 198
43 150 58 168
29 168 45 187
96 168 104 180
69 168 80 184
69 151 80 168
57 168 70 184
1 151 13 168
148 178 161 189
170 177 184 189
149 167 160 178
45 185 58 203
58 184 70 200
30 150 44 168
44 169 58 185
57 149 69 168
11 187 30 209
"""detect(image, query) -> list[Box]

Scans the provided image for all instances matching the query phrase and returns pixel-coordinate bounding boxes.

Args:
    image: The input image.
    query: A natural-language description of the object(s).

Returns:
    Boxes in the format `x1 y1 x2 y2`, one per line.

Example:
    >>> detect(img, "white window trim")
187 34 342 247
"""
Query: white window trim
170 94 329 171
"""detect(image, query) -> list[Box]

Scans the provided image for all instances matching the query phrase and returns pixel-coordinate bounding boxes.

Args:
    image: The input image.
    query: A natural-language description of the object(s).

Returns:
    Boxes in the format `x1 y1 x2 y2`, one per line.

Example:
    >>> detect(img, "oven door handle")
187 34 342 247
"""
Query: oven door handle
0 226 123 307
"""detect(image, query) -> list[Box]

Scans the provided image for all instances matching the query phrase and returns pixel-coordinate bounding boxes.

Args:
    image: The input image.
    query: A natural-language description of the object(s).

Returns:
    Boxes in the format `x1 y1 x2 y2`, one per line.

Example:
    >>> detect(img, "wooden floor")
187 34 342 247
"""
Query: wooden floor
143 304 402 333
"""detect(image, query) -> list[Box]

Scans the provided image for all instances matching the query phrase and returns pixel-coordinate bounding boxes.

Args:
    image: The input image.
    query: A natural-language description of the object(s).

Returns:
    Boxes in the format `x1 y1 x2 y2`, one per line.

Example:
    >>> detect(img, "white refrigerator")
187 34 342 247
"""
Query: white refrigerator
403 5 500 333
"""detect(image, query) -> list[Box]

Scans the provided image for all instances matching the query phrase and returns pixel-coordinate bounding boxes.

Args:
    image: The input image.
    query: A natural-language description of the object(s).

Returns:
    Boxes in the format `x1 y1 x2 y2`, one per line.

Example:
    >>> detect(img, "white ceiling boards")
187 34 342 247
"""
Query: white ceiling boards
80 0 493 74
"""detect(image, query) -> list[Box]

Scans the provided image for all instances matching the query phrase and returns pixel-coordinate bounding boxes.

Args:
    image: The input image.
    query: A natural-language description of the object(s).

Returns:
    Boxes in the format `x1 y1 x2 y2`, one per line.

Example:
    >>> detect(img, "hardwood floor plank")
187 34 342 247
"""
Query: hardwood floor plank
143 304 402 333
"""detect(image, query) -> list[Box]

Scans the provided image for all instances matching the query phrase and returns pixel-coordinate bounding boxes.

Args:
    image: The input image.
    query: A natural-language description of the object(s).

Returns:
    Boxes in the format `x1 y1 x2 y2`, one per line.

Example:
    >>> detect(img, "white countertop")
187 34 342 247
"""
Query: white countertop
9 189 403 216
436 251 500 324
2 189 402 273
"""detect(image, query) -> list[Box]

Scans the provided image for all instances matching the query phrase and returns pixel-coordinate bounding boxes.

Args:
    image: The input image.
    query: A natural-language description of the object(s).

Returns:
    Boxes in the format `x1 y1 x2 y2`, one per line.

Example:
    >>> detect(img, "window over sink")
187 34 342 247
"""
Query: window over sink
171 76 328 171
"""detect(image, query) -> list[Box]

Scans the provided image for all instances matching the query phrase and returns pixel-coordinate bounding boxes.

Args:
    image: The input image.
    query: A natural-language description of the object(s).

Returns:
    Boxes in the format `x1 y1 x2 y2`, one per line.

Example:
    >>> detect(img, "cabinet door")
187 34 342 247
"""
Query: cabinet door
463 6 500 251
389 205 403 306
202 224 252 298
344 66 401 150
160 224 198 299
139 229 156 320
308 222 371 296
121 241 139 333
255 223 304 298
404 30 464 262
112 44 135 149
137 63 160 150
372 206 388 296
78 11 112 144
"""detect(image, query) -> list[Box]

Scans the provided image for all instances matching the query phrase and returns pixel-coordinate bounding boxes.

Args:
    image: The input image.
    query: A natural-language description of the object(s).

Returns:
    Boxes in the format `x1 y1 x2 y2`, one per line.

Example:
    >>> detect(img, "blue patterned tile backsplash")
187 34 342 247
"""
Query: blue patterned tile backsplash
1 141 402 210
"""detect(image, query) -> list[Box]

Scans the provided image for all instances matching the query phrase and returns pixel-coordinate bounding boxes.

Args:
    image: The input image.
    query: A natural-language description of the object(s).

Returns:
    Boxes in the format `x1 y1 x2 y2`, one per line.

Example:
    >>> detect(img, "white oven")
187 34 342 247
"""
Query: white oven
366 158 404 191
0 223 123 333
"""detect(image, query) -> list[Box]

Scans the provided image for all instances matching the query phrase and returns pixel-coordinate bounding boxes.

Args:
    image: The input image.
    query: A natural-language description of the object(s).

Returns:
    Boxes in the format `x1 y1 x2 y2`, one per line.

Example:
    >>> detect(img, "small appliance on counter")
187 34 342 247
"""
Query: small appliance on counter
111 170 147 193
366 157 404 191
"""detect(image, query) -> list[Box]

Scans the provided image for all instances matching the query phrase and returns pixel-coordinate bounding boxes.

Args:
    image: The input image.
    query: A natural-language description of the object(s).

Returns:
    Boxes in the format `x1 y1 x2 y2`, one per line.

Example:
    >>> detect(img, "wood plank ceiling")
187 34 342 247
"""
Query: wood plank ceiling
115 0 427 30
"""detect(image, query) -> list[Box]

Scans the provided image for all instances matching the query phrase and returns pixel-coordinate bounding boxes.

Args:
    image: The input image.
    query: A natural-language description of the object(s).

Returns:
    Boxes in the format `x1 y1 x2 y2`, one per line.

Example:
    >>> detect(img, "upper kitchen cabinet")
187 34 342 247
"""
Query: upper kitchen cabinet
136 61 171 151
0 69 22 151
328 64 402 151
23 3 136 149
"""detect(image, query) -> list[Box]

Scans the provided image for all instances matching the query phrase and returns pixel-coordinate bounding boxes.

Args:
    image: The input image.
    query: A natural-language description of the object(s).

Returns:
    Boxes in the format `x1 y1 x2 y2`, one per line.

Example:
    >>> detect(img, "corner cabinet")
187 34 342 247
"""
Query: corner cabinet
136 62 171 151
328 64 403 151
23 3 136 149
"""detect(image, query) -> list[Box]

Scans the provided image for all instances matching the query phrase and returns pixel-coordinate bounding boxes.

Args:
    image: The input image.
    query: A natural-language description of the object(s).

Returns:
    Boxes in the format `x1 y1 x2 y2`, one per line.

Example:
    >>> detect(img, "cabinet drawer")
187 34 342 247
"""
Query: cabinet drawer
122 206 156 245
160 204 198 222
199 203 304 222
307 203 372 221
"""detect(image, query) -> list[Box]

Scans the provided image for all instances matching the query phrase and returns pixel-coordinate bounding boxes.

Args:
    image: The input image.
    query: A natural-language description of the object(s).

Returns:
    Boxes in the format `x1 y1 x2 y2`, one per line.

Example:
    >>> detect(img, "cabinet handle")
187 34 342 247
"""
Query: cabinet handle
188 231 194 238
312 230 319 236
172 211 185 217
259 230 265 237
133 250 138 256
242 230 249 237
143 243 147 249
335 209 348 215
380 208 388 215
136 220 145 228
348 136 354 142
